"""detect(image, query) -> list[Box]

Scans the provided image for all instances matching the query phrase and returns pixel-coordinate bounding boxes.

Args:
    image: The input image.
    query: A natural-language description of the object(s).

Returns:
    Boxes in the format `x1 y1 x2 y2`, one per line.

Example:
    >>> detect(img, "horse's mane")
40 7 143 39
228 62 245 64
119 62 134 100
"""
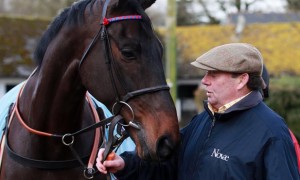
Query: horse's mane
34 0 97 65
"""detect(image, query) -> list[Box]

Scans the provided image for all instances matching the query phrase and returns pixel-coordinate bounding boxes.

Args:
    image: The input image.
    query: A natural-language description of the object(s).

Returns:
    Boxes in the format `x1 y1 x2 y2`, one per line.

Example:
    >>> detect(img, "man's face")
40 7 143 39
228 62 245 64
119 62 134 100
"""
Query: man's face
201 71 241 109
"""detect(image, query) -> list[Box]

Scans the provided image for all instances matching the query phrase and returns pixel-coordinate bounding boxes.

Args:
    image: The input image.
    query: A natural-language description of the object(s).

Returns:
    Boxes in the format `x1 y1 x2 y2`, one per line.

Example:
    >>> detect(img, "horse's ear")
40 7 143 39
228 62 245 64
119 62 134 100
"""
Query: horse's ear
108 0 120 8
139 0 156 10
109 0 155 10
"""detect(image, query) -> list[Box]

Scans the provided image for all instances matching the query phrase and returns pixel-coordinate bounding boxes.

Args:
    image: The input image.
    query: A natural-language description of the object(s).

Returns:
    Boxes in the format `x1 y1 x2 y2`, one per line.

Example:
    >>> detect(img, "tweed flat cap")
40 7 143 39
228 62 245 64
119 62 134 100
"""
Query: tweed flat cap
191 43 264 75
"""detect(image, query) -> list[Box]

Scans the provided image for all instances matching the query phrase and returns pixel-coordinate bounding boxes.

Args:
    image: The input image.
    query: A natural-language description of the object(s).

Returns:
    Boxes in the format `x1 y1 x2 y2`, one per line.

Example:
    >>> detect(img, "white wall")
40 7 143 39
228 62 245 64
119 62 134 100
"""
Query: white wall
0 78 25 98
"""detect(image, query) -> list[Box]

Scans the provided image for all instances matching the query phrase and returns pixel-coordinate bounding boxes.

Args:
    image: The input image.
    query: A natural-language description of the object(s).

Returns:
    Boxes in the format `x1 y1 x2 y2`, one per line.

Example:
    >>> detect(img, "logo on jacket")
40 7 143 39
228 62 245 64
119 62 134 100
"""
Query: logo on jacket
211 148 230 161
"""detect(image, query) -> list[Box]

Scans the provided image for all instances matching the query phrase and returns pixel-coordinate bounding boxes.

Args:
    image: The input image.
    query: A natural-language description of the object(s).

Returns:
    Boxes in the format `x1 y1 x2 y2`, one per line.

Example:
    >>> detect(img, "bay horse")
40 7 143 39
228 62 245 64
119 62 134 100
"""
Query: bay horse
0 0 180 179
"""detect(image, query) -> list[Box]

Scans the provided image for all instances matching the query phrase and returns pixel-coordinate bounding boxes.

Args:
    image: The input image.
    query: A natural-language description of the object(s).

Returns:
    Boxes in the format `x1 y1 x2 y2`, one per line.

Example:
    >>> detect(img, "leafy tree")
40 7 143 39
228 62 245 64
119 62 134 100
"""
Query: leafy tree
177 1 205 26
174 0 260 25
0 0 4 13
176 0 290 25
286 0 300 11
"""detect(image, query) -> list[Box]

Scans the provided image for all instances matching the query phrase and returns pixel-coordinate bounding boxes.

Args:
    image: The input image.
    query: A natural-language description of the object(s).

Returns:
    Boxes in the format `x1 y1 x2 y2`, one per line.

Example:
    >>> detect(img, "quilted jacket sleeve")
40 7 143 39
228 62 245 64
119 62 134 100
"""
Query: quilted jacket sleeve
114 151 178 180
263 137 300 179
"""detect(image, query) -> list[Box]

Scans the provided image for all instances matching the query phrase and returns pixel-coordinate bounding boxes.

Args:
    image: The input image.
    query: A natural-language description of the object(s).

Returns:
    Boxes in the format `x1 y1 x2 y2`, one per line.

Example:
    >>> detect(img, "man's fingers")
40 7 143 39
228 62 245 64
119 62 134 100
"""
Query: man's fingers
96 148 125 174
96 159 107 174
96 148 107 174
97 148 105 162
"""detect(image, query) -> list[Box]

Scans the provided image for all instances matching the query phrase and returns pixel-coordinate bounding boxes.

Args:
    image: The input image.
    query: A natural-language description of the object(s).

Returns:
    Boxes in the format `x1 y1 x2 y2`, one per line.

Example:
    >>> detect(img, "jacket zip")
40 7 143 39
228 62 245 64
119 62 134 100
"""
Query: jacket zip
191 116 216 179
208 117 216 137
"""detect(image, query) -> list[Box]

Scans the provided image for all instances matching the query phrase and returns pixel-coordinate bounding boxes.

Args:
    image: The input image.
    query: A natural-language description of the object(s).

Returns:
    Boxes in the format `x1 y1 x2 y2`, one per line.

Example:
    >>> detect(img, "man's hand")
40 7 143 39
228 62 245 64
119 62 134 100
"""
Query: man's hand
96 148 125 174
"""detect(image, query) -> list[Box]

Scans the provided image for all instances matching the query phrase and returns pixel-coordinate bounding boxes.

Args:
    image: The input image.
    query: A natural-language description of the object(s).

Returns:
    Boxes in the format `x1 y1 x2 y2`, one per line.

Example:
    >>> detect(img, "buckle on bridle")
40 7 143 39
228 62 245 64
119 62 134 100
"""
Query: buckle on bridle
83 168 95 179
112 101 140 130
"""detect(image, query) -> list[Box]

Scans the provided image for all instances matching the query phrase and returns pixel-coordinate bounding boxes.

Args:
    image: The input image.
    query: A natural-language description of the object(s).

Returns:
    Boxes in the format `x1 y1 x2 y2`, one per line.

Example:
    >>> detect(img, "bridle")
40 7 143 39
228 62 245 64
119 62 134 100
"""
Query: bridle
79 0 170 131
3 0 170 179
78 1 171 176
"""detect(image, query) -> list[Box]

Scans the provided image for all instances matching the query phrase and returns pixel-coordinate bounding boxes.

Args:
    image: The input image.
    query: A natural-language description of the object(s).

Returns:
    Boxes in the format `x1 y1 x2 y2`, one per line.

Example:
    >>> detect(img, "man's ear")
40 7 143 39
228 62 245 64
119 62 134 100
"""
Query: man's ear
236 73 249 90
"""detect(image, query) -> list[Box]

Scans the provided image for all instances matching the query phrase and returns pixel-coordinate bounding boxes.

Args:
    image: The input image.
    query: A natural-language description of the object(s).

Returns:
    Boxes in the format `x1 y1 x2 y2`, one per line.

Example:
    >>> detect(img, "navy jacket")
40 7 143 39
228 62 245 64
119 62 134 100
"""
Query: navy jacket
115 91 300 180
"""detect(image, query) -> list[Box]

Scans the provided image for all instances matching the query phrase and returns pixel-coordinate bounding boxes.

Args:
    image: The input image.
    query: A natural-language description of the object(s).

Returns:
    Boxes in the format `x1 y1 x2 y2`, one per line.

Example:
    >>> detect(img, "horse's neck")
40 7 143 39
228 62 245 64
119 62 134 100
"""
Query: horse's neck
20 60 89 132
18 16 97 132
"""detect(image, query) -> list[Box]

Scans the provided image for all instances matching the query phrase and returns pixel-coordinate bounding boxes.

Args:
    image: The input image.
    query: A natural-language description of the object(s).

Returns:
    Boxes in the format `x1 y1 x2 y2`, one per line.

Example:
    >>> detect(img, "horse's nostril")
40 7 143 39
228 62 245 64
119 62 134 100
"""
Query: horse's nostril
156 136 175 160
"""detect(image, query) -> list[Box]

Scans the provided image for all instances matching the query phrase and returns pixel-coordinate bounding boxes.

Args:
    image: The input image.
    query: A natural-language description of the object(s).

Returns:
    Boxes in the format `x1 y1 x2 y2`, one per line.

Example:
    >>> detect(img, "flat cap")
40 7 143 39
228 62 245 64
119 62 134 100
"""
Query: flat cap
191 43 263 75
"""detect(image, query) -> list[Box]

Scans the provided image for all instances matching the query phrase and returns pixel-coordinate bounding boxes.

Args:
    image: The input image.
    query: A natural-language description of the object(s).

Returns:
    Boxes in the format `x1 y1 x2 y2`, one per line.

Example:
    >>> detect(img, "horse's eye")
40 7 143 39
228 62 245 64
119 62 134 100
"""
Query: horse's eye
121 49 136 60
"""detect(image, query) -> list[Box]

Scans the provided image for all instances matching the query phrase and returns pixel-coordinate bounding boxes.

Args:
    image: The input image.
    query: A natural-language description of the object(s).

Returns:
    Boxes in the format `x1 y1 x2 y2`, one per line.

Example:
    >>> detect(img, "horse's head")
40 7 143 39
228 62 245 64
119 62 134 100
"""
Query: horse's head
79 0 180 160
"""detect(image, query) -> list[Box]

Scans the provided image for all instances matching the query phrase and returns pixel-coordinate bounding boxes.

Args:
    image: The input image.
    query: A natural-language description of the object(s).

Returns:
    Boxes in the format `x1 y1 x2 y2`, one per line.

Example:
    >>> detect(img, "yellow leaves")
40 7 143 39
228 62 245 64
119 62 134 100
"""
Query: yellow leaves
176 25 234 62
242 23 300 76
173 23 300 76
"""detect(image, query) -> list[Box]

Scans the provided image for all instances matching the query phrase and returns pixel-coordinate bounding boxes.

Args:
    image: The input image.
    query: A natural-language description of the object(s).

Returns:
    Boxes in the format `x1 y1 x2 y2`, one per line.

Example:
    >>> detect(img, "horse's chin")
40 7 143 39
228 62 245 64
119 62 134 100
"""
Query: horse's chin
134 137 156 161
136 147 158 161
137 148 175 162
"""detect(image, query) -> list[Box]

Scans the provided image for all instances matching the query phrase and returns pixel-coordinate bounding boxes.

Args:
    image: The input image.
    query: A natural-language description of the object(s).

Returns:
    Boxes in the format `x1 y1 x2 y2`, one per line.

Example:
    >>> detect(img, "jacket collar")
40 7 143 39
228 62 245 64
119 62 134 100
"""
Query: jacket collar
204 90 263 120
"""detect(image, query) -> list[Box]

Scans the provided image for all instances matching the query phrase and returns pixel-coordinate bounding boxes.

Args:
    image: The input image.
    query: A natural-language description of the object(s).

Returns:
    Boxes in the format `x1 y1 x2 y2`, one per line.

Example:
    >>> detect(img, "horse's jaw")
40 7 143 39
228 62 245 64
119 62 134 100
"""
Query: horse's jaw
121 96 180 161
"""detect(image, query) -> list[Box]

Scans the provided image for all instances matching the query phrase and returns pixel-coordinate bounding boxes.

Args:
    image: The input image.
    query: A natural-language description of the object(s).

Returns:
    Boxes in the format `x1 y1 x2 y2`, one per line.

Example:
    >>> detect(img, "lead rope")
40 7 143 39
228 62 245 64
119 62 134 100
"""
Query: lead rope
102 115 124 180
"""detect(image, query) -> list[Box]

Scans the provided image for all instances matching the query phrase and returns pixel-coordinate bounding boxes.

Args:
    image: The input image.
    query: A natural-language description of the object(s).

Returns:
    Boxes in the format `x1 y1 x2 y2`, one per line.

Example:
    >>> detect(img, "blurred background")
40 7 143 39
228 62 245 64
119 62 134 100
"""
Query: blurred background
0 0 299 138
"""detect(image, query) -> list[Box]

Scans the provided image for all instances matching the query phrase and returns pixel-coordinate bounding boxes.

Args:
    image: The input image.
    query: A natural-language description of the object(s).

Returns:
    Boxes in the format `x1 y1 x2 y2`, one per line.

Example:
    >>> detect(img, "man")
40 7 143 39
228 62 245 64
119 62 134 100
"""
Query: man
96 43 300 179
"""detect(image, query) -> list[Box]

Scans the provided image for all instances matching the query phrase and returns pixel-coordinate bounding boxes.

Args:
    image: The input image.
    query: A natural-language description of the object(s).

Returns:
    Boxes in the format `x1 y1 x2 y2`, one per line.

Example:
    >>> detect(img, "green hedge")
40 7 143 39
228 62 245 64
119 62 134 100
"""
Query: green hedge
265 76 300 139
0 16 49 77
